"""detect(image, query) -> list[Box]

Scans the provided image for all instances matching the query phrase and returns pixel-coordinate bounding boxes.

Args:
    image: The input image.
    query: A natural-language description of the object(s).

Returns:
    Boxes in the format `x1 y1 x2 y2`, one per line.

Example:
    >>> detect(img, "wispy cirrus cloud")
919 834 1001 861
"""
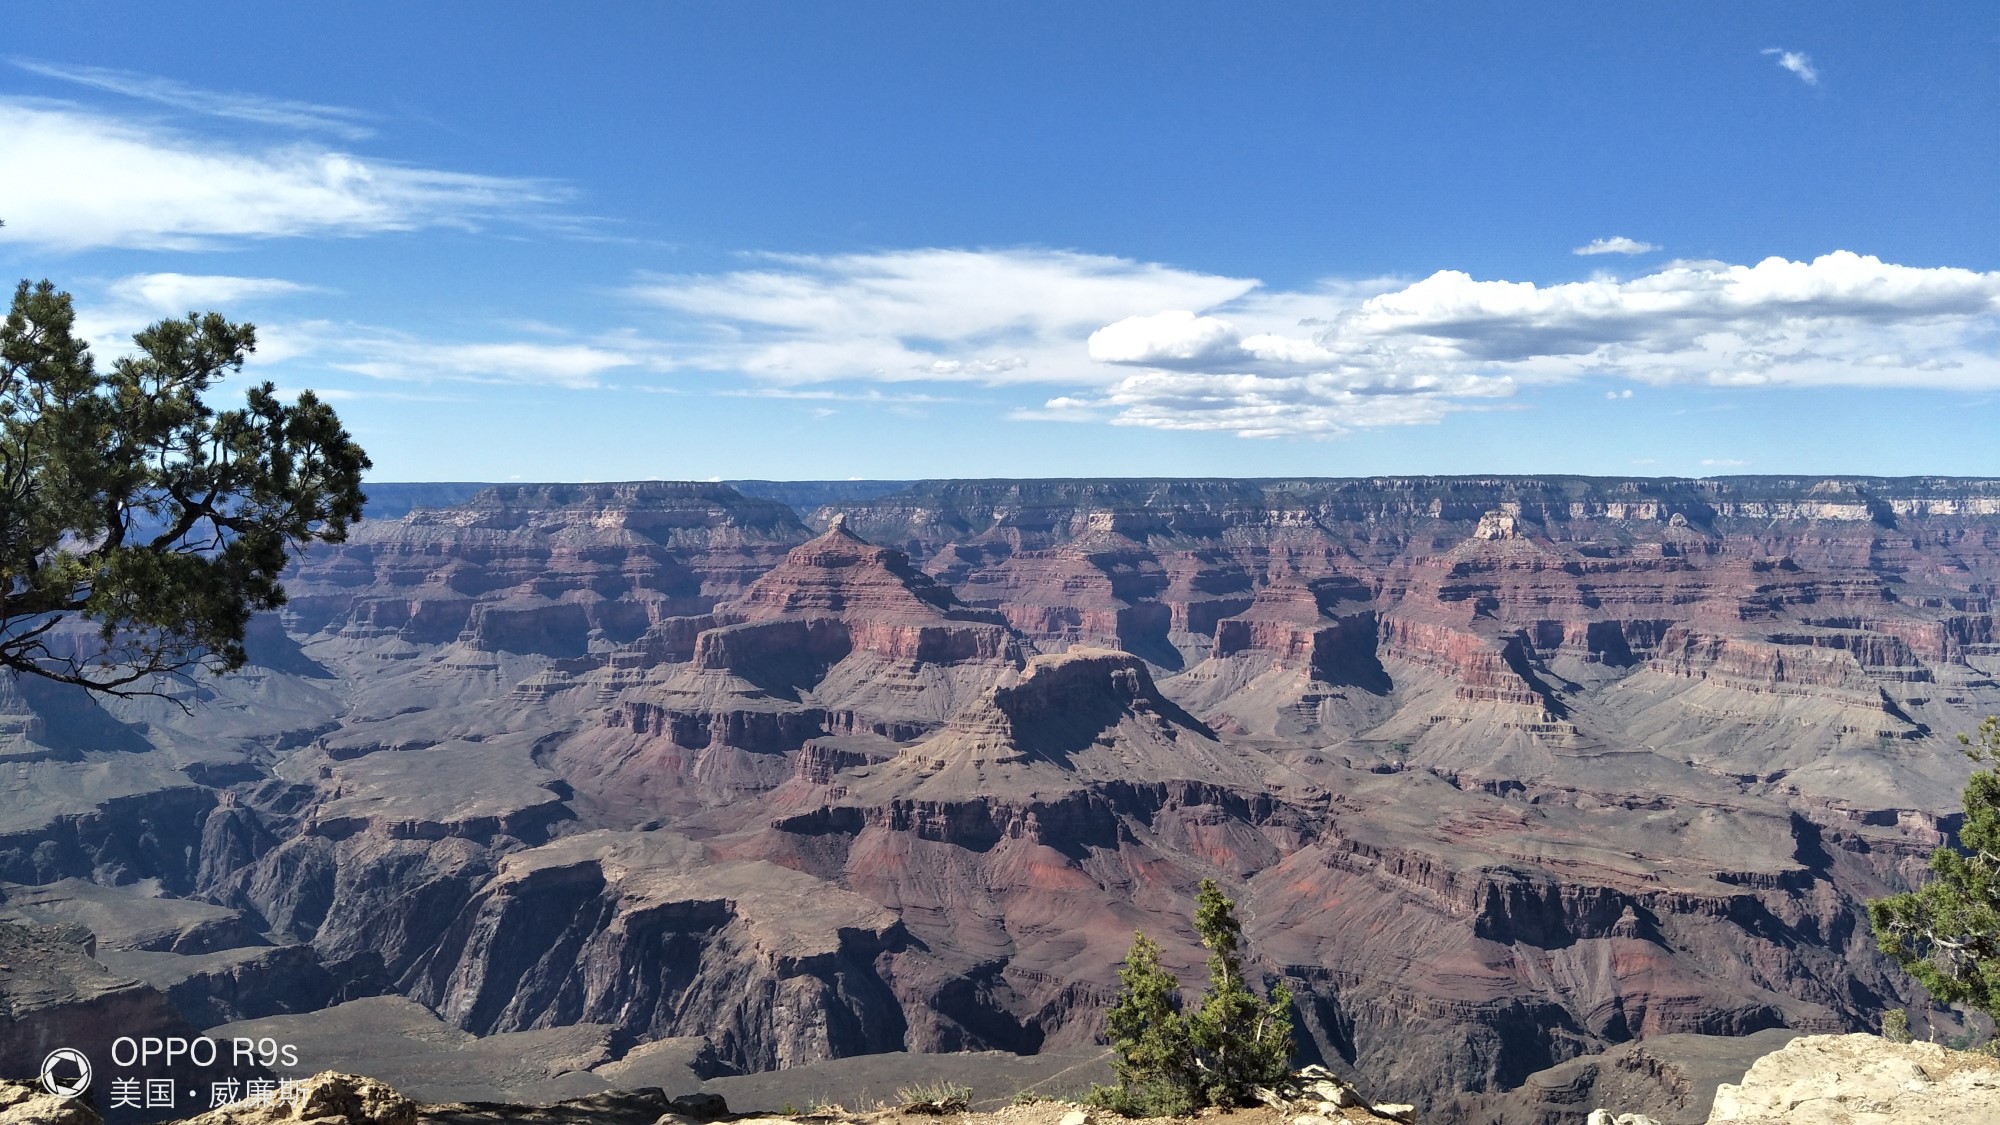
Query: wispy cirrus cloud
1573 236 1659 257
0 101 565 251
625 248 1257 385
11 58 376 138
70 274 657 391
104 272 317 312
329 337 658 390
69 272 321 362
716 387 964 404
1762 48 1820 86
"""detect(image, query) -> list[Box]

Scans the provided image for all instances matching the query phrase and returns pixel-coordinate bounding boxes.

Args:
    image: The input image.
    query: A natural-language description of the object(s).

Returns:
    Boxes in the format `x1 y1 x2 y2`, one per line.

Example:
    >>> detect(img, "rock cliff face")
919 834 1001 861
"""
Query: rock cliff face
394 831 908 1072
0 922 210 1102
6 476 2000 1125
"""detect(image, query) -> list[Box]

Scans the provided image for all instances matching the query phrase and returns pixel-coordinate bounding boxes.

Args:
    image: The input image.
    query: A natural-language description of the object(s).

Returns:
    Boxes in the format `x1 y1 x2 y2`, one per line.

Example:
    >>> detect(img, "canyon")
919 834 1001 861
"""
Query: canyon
4 475 2000 1125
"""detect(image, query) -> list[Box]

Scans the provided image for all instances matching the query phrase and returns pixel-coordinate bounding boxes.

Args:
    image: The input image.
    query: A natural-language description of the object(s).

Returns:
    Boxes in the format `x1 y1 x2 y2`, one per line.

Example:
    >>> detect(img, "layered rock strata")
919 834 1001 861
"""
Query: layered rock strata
5 476 2000 1124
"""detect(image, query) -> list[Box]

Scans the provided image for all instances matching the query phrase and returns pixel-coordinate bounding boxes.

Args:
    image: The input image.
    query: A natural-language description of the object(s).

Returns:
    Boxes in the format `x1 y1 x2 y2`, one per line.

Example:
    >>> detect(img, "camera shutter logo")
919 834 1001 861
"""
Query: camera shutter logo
40 1048 92 1099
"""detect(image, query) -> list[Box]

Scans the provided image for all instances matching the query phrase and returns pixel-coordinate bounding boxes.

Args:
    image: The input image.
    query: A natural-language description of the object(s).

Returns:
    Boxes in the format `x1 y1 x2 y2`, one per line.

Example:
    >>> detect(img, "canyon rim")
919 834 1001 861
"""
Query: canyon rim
3 474 1998 1124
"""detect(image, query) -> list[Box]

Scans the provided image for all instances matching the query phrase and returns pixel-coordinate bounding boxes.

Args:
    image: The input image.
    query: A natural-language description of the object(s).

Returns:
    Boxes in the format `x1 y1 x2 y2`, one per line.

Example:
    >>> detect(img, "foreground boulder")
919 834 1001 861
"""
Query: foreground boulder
0 1081 100 1125
1704 1033 2000 1123
181 1074 413 1125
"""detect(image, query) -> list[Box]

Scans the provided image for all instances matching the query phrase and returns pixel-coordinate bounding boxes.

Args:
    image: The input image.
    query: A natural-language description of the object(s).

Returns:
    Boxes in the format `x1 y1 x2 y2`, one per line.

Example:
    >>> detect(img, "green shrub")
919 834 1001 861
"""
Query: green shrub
1871 717 2000 1034
1090 879 1295 1116
897 1080 971 1114
1882 1007 1911 1043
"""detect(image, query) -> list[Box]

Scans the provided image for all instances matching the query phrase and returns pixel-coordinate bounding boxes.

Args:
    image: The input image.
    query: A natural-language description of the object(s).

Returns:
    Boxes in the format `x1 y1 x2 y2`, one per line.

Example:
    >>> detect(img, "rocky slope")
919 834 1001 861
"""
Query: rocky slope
4 476 2000 1125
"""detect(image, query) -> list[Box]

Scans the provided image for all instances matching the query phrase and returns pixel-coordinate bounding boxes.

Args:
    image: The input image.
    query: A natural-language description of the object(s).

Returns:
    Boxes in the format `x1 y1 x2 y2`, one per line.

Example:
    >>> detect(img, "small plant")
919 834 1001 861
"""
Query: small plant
1010 1090 1049 1106
1089 879 1294 1116
1882 1008 1912 1043
897 1080 972 1114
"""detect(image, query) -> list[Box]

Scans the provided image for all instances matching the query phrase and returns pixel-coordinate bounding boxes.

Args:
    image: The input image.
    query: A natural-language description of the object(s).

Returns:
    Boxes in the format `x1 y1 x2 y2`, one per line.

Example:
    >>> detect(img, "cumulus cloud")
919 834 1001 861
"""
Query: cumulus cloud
1573 236 1660 257
1071 251 2000 437
1343 253 1998 367
0 101 563 251
1088 309 1247 367
12 59 375 138
626 248 1256 385
1762 48 1820 85
614 245 2000 438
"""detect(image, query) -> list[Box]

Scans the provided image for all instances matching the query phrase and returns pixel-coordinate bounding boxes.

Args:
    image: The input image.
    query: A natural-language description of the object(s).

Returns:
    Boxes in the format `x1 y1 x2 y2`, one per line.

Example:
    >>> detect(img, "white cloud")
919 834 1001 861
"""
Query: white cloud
1088 309 1247 367
1082 371 1510 438
617 246 2000 439
1701 458 1750 468
717 387 961 404
0 101 563 251
66 272 319 362
12 59 375 139
1605 388 1633 400
1071 251 2000 437
1573 236 1660 257
1762 48 1820 86
330 338 654 390
61 273 632 395
104 272 314 313
1339 253 1999 370
626 248 1256 385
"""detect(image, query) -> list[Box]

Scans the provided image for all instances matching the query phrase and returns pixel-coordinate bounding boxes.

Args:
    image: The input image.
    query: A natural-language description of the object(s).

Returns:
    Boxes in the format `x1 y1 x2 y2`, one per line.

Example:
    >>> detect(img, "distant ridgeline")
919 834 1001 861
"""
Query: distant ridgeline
362 473 2000 527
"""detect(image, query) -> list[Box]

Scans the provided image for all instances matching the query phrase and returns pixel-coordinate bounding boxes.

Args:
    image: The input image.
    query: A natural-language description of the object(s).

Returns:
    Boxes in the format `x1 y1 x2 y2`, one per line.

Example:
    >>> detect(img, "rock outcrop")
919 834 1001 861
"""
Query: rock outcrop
179 1073 416 1125
0 1080 100 1125
1702 1033 2000 1124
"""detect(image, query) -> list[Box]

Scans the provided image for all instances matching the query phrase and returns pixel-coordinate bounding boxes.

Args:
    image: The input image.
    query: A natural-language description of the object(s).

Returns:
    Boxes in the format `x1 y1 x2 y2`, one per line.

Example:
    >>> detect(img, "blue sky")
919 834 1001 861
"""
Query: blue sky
2 2 1996 482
